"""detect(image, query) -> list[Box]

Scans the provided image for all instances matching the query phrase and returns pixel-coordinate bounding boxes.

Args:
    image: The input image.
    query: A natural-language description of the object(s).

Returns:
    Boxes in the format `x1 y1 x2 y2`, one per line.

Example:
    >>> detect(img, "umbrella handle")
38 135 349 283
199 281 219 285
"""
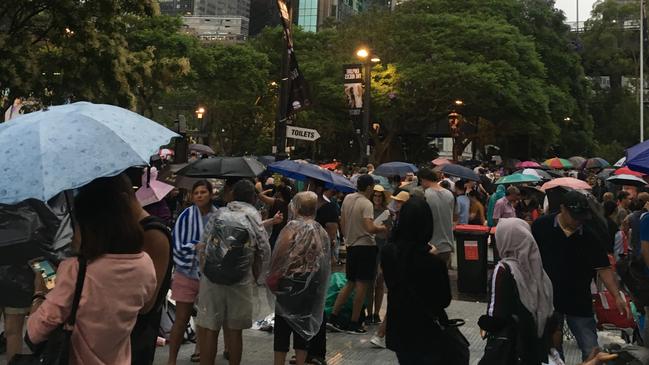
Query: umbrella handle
64 190 75 233
146 167 151 188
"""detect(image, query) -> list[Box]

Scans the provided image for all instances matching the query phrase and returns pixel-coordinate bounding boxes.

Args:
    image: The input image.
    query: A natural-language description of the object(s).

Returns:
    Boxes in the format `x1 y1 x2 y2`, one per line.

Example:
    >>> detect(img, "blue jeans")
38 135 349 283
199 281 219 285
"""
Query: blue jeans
557 313 599 361
396 351 441 365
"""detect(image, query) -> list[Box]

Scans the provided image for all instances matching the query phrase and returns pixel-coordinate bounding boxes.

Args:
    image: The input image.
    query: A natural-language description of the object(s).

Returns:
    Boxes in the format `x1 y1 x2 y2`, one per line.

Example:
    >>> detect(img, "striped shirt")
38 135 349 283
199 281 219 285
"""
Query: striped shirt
172 205 216 278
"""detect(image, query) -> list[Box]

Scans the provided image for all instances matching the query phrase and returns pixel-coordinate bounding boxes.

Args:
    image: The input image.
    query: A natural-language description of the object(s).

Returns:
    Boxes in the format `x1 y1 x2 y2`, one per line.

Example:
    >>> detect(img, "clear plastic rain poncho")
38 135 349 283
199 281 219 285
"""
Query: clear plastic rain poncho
201 201 271 286
267 193 331 341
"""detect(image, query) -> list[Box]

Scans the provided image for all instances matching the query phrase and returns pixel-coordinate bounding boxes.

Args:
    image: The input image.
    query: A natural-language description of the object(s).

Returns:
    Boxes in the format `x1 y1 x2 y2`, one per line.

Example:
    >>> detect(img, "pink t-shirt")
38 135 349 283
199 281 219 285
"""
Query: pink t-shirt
27 253 156 365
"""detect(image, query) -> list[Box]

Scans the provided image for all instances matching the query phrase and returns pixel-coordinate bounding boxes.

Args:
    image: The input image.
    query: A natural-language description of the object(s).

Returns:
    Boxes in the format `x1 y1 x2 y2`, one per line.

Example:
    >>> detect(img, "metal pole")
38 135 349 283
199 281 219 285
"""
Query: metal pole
642 0 645 141
362 61 371 164
576 0 579 32
274 3 292 159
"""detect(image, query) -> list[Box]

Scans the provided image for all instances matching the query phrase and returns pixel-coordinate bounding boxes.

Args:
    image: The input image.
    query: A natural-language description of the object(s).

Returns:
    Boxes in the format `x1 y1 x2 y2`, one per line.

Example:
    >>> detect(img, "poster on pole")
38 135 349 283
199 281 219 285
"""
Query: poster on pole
343 64 363 114
276 0 311 115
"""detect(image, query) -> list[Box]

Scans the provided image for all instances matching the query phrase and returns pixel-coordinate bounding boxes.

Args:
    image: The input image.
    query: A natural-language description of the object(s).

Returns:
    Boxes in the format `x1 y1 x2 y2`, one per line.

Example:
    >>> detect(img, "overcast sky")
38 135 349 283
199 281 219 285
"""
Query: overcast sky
554 0 597 22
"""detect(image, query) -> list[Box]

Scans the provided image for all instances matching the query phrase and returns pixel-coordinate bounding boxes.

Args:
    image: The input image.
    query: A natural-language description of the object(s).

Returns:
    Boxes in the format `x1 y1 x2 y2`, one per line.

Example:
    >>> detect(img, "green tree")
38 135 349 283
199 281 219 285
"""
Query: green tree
580 0 643 161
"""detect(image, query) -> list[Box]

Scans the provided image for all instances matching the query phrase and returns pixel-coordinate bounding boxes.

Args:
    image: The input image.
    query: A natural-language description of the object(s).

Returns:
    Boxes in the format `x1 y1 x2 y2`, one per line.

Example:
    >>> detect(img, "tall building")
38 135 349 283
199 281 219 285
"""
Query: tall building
249 0 280 36
194 0 251 18
159 0 194 15
182 16 249 42
189 0 251 40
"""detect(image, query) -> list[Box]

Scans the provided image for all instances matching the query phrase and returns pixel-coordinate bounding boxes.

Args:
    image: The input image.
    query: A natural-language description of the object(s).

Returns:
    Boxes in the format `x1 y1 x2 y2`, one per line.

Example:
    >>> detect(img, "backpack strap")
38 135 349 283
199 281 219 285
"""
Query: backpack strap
67 256 87 326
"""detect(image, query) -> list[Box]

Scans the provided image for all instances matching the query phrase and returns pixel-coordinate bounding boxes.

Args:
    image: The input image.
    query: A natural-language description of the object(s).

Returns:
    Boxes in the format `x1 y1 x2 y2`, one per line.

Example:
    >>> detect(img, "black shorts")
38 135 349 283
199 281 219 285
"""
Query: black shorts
274 314 309 352
345 246 378 282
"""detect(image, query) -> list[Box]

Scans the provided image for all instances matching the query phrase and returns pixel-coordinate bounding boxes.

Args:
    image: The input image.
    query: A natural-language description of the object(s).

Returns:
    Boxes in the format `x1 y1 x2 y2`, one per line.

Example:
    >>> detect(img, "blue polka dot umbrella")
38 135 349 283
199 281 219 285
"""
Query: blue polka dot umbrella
0 102 179 204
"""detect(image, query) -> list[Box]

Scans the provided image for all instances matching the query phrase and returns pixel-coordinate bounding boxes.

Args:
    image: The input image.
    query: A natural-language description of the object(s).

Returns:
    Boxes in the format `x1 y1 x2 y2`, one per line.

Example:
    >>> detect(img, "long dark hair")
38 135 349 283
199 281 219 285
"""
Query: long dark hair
392 196 434 252
74 173 143 260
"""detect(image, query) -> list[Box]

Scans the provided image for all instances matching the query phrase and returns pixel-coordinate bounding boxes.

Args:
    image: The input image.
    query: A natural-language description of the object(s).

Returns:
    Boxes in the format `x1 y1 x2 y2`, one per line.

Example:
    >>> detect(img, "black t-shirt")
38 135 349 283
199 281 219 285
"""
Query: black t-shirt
531 214 610 316
316 201 338 228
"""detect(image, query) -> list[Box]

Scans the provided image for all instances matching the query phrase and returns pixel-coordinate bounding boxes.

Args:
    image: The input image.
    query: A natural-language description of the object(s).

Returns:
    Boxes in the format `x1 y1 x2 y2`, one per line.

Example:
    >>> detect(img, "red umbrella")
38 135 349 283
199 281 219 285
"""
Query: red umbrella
541 177 591 191
615 166 645 177
432 157 452 166
320 161 341 170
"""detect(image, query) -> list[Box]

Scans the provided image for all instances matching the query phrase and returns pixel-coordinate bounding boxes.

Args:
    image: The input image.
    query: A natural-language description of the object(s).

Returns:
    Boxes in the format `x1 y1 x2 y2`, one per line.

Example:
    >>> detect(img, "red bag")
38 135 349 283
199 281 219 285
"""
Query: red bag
593 291 635 330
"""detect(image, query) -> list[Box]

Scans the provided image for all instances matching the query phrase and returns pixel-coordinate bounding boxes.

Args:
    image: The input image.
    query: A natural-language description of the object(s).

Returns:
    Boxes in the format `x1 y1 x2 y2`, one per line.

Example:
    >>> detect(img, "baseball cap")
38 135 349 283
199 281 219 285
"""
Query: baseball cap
561 190 592 221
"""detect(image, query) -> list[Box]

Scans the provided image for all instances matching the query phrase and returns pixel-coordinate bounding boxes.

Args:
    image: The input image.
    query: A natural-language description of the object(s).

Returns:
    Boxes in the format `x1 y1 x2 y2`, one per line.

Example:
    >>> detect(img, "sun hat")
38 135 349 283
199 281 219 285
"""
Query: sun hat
392 191 410 202
373 185 392 203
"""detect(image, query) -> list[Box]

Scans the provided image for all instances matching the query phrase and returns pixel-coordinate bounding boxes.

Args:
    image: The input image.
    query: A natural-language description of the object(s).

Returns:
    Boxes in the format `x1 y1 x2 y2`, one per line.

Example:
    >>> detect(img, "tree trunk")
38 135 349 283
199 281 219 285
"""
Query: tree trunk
370 130 394 164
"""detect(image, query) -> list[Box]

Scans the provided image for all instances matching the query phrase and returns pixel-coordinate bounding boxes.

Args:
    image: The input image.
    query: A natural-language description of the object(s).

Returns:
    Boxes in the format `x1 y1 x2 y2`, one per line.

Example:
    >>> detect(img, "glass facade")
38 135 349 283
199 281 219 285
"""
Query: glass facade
297 0 319 32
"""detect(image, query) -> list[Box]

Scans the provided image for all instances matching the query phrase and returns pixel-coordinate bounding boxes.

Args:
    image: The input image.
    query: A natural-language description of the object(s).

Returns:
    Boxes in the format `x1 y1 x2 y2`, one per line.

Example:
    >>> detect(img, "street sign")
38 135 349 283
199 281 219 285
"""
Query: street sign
286 125 320 141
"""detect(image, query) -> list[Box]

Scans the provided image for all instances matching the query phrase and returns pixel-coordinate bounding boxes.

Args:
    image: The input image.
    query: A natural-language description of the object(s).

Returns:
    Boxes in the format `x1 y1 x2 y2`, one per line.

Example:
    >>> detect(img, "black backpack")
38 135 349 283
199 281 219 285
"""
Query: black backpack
203 219 252 285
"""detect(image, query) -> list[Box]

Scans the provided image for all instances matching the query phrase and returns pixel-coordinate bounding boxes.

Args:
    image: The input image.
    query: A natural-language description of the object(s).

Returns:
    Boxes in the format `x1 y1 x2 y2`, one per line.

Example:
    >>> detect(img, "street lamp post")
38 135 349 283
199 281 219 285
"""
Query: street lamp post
196 107 207 145
449 99 464 161
356 48 380 164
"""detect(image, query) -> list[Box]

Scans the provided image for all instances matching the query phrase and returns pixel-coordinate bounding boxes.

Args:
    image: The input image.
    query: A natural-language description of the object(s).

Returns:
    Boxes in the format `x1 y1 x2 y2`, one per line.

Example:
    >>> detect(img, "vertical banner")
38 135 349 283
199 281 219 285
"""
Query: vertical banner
276 0 311 115
343 64 363 115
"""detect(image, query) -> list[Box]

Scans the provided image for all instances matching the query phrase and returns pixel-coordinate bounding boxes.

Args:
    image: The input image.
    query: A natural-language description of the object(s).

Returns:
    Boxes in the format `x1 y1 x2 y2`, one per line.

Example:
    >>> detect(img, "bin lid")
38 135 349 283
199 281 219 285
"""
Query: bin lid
454 224 490 234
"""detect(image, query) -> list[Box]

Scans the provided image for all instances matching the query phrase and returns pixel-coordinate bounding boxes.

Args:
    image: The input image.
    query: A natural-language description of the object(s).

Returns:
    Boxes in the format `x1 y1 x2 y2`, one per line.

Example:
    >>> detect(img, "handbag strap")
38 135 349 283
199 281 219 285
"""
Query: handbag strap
67 256 87 326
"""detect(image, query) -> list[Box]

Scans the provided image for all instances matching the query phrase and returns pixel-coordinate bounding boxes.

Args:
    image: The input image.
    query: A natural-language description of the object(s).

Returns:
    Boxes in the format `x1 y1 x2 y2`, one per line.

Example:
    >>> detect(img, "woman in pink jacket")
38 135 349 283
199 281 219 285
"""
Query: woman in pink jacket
26 174 157 365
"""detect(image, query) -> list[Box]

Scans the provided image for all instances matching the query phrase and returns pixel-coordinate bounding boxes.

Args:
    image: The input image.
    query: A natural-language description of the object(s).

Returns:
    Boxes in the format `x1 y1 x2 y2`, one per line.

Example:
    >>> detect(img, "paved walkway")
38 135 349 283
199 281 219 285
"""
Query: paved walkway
152 297 583 365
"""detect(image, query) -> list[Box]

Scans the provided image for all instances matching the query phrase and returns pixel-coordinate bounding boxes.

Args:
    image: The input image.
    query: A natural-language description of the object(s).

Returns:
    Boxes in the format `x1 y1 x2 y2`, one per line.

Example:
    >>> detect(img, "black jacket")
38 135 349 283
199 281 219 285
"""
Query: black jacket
381 242 452 353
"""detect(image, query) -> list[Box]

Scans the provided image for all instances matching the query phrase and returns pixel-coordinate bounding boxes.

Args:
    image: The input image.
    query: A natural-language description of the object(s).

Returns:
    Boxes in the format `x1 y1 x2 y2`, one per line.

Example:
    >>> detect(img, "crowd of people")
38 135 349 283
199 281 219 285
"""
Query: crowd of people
2 157 647 365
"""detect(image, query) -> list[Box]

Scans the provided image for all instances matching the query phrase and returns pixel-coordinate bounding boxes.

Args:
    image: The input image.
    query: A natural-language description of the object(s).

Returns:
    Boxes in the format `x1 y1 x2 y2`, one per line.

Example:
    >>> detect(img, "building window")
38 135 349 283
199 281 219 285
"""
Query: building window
297 0 318 32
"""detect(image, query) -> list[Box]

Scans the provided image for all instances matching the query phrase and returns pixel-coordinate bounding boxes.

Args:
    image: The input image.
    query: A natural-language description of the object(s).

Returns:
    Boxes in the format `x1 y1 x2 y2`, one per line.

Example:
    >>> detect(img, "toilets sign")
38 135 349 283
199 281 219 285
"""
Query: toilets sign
286 126 321 142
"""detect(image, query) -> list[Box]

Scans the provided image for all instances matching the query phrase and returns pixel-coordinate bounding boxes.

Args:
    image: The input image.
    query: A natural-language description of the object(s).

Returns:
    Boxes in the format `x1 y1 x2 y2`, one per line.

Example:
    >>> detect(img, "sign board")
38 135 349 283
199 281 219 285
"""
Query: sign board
343 64 363 110
464 241 479 261
286 125 320 141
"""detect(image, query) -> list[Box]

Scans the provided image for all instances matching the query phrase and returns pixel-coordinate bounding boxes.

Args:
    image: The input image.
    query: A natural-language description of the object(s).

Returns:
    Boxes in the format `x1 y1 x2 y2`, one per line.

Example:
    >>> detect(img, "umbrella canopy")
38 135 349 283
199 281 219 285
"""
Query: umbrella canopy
568 156 586 167
189 143 215 156
495 173 542 185
543 157 573 169
135 167 174 207
0 102 178 204
626 140 649 174
517 168 552 180
540 177 591 191
597 168 616 179
615 166 645 177
256 155 276 166
607 174 647 187
374 161 418 177
515 161 541 168
581 157 610 169
614 157 626 167
370 174 393 192
435 164 480 181
177 156 265 178
432 157 452 166
319 161 341 170
268 160 356 193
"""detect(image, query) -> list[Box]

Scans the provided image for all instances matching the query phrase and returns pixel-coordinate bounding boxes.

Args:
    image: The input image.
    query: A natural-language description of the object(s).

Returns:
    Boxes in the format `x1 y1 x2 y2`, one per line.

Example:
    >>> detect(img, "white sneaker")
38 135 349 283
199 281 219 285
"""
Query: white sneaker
370 335 386 349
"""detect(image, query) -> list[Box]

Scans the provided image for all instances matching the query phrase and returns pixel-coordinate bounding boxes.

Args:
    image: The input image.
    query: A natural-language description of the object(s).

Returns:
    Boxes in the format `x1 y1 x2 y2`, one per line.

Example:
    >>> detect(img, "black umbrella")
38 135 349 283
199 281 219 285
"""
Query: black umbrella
189 143 216 156
256 155 276 166
177 156 265 178
435 164 480 181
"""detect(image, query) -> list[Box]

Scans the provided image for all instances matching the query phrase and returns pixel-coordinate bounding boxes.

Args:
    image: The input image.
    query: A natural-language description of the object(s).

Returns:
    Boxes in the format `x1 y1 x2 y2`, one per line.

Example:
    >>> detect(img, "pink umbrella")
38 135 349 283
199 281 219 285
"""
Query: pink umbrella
136 167 174 207
541 177 591 191
432 157 452 166
516 161 541 168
